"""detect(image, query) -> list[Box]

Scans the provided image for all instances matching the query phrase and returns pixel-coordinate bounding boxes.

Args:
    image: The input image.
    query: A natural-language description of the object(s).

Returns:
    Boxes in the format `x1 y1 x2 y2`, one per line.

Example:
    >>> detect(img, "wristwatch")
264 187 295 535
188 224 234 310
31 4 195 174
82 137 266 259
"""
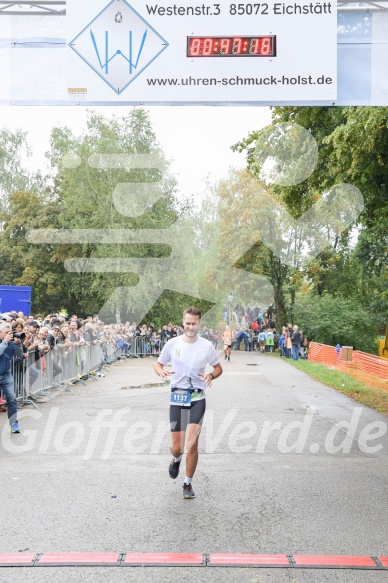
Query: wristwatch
209 373 215 380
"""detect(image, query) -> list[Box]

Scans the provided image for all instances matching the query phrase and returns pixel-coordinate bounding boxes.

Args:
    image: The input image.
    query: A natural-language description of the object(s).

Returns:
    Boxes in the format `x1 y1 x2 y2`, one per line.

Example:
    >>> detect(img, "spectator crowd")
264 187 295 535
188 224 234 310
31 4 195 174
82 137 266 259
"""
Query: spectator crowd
0 303 307 432
0 303 307 416
220 302 308 360
0 303 307 373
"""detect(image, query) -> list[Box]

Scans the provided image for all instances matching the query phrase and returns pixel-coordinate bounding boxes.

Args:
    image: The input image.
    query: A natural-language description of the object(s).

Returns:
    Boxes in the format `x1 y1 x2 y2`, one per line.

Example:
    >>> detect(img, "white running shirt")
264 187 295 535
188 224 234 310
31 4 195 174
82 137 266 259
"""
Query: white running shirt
157 335 220 400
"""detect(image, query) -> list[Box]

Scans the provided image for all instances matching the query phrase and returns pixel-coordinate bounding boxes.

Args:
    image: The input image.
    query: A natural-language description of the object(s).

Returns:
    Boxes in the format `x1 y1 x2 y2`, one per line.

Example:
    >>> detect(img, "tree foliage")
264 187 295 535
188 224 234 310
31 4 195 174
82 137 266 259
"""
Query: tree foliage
47 109 182 319
0 106 387 347
293 292 379 353
230 106 388 350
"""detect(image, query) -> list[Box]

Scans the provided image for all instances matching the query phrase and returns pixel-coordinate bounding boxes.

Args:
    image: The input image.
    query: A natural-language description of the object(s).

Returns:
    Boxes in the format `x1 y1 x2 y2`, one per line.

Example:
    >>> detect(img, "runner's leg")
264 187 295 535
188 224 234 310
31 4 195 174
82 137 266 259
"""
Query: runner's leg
170 406 188 458
185 424 201 478
185 399 206 478
170 431 186 459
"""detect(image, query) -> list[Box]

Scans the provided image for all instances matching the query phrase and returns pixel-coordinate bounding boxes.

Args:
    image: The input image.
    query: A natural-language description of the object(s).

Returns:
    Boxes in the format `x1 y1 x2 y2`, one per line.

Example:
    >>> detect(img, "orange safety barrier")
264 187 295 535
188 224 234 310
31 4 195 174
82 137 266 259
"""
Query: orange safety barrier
308 342 388 391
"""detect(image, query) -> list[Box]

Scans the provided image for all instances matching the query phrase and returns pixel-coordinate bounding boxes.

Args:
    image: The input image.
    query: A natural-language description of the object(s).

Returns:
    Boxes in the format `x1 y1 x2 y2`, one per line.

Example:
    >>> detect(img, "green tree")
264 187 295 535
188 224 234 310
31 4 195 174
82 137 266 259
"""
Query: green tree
214 170 287 329
0 128 30 217
325 107 388 328
0 190 65 312
293 292 379 354
230 106 378 330
45 109 182 320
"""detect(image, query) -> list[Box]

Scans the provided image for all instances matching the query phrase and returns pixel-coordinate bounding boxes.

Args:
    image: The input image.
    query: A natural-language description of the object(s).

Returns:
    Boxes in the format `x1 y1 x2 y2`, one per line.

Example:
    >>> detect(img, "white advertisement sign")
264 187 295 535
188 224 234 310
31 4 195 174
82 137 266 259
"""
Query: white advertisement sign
67 0 337 103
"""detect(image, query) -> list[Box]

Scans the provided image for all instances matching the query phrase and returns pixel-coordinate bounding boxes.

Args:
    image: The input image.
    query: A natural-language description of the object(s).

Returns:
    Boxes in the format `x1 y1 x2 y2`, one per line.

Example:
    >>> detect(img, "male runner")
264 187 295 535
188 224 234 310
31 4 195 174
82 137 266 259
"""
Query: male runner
222 325 233 361
154 307 222 499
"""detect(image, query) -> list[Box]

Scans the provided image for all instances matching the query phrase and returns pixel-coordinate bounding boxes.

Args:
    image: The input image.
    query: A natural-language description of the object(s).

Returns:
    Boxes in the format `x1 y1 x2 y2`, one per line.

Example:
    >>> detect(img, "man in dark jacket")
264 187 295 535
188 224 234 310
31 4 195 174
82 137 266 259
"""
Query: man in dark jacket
0 322 23 433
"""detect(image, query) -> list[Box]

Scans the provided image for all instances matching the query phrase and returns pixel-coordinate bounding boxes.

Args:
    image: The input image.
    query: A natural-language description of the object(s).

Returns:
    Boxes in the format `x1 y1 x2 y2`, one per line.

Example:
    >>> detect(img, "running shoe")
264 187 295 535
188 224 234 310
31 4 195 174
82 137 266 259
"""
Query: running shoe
224 354 227 360
169 458 181 479
11 422 20 434
182 482 195 499
228 356 230 361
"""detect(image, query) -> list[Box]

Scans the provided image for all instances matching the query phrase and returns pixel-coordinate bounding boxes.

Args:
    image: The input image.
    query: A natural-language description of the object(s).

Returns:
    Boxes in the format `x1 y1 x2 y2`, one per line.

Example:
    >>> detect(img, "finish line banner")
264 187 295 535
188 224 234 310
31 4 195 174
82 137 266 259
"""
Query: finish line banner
66 0 337 103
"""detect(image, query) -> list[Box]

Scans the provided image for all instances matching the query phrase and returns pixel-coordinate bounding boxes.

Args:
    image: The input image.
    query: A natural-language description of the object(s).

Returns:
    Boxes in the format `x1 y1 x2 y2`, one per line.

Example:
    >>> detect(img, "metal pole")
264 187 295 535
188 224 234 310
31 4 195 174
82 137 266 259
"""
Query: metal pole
0 1 65 5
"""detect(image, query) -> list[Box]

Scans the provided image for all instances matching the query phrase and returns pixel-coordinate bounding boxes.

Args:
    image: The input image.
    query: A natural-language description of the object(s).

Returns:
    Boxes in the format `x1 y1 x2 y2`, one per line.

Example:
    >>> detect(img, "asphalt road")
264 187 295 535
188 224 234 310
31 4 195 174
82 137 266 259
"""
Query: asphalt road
1 349 388 583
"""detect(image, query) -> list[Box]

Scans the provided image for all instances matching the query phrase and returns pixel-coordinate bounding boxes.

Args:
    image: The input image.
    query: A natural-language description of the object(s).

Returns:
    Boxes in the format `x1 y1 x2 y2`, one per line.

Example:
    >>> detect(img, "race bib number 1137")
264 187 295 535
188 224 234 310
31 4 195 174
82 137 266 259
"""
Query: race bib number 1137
170 389 191 407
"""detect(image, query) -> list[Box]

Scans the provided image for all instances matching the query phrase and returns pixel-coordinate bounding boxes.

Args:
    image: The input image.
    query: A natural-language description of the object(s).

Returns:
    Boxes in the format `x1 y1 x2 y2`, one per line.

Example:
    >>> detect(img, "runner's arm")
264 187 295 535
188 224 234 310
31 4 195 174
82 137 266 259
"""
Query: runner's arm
154 361 175 380
210 363 222 379
198 362 223 386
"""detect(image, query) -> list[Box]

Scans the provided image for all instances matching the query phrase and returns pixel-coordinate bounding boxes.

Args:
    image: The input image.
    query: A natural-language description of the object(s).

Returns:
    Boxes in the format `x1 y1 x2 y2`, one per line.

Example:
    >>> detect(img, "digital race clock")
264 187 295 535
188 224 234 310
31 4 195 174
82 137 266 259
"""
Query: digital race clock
187 36 276 57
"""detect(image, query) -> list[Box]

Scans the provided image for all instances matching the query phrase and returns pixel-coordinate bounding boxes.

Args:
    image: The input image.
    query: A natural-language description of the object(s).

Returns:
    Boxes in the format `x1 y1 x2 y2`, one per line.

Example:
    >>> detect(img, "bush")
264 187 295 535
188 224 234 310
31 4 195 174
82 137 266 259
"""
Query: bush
292 292 379 354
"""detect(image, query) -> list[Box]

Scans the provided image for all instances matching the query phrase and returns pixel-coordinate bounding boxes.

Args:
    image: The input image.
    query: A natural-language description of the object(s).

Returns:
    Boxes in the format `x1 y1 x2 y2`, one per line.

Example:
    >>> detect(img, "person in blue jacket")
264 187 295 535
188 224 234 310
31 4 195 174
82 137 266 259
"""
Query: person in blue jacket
278 330 285 357
0 322 22 433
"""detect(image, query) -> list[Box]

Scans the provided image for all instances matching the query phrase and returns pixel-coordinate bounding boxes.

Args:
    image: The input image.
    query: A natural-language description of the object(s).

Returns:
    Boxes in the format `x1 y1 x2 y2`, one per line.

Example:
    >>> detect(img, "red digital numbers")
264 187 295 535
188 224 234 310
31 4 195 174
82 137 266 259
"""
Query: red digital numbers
249 38 260 54
188 36 275 57
261 37 272 55
203 38 213 55
220 38 231 54
232 38 243 54
190 38 201 56
249 37 273 55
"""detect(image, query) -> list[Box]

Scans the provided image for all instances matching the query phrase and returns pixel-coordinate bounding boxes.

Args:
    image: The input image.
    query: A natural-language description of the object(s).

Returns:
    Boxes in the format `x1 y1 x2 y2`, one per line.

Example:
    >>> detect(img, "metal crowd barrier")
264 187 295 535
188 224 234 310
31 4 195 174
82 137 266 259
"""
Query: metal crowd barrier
9 356 35 406
127 335 169 357
3 343 116 405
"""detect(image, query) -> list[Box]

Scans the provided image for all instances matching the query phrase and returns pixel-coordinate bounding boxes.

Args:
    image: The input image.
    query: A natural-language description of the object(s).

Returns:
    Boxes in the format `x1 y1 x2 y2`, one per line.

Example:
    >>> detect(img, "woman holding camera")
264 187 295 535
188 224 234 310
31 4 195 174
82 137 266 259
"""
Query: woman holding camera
0 322 23 433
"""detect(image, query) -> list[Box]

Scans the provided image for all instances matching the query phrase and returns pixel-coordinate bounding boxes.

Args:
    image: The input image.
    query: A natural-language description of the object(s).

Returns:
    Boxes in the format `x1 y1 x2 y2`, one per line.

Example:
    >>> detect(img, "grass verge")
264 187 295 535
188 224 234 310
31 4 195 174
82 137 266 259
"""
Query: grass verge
287 358 388 416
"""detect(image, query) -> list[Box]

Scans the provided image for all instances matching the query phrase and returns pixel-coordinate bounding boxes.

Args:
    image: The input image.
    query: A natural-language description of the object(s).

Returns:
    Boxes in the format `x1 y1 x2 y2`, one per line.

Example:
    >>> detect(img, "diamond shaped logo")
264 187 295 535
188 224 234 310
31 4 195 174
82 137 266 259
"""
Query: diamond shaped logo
69 0 169 95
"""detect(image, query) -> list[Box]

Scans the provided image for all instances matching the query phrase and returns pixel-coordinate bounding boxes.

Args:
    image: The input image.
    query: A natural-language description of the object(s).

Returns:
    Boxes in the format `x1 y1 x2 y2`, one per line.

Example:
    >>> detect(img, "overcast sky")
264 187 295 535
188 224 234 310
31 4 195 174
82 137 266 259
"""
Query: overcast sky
0 105 272 198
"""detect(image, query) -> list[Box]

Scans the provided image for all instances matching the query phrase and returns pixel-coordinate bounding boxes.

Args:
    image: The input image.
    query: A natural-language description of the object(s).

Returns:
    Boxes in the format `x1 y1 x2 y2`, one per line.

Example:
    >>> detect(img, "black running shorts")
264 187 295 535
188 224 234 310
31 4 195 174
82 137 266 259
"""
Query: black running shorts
170 399 206 432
